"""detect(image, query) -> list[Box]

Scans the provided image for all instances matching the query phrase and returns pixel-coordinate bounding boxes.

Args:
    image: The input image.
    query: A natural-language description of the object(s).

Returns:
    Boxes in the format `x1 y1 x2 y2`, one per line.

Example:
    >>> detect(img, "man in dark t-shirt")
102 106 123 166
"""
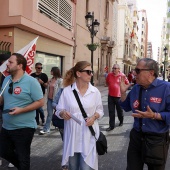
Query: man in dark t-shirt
31 62 48 125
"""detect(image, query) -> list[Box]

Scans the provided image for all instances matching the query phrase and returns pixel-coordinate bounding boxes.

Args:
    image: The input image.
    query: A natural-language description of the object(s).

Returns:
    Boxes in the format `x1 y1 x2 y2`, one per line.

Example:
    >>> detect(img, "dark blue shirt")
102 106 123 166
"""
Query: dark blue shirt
120 78 170 133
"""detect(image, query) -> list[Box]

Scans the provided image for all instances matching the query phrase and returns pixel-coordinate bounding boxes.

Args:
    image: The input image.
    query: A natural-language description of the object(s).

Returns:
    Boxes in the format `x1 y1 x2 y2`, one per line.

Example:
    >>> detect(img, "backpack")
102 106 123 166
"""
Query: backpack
52 88 64 129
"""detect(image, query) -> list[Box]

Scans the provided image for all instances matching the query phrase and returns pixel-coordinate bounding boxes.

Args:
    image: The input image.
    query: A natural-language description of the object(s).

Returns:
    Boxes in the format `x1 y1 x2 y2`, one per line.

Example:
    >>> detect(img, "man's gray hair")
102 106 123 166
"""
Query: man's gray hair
137 58 158 78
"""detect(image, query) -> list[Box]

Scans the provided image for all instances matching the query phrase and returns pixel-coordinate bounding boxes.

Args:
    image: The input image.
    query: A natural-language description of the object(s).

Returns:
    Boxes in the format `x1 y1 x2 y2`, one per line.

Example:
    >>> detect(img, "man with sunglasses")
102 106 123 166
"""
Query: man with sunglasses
0 53 44 170
31 62 48 126
105 64 129 131
120 58 170 170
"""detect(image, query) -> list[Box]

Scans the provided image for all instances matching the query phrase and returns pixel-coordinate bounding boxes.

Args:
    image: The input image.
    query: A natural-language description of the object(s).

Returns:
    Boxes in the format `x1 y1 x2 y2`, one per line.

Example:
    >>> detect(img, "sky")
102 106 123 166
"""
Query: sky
137 0 167 59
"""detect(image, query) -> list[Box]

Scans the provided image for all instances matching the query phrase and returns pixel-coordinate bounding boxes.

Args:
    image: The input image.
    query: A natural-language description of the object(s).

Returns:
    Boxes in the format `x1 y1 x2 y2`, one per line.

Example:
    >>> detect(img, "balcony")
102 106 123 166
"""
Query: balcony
124 33 130 41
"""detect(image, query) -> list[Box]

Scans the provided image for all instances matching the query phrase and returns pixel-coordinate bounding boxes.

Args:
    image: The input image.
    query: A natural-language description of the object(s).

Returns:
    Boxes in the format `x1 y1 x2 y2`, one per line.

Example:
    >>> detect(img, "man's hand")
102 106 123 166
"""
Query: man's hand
38 78 44 85
132 106 155 119
120 76 132 94
8 107 23 115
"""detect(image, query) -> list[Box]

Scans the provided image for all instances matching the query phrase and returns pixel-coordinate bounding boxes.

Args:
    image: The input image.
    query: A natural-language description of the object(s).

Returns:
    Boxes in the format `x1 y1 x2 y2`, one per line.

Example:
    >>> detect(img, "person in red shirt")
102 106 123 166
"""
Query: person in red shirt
106 64 129 131
128 71 133 83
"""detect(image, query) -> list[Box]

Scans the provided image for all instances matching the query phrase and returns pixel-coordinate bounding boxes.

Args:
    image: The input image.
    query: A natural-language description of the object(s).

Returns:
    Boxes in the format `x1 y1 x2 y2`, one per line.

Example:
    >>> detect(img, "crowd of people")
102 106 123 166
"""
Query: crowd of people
0 54 170 170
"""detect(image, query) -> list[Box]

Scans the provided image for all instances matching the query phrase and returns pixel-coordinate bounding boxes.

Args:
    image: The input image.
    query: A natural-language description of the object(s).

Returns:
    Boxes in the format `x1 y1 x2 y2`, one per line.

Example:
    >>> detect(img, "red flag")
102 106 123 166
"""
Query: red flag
130 29 134 38
0 37 39 76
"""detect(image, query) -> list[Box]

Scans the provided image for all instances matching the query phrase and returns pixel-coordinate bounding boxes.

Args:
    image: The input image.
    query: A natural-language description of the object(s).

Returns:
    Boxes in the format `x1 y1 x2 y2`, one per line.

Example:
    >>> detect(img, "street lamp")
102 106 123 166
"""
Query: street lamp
163 47 168 81
85 12 100 85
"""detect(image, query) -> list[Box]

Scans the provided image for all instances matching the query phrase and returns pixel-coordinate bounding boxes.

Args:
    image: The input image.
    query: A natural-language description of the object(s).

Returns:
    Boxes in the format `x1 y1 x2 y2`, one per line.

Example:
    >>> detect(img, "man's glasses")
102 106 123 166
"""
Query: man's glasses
36 67 43 70
79 70 94 75
135 68 152 74
8 82 13 94
112 67 119 70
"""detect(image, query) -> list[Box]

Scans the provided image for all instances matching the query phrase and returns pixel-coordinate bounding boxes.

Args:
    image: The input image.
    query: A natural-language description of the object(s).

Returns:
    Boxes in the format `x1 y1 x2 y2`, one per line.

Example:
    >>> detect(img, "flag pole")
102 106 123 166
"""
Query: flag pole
0 79 10 96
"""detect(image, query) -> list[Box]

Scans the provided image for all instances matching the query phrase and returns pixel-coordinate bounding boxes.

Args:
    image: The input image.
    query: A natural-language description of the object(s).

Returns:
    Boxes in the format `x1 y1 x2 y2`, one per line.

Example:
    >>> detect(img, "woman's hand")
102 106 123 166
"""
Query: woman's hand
86 113 99 126
60 110 71 120
86 116 95 126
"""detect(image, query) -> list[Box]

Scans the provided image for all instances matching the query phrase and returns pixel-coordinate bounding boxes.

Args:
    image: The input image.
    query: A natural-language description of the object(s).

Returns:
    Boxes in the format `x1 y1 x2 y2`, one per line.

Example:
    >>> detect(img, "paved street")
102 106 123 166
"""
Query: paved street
1 86 170 170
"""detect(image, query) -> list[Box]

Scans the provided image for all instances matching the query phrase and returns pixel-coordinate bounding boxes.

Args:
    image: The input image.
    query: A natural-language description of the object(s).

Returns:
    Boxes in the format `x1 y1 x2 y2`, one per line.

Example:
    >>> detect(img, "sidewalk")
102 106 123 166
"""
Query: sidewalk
1 85 170 170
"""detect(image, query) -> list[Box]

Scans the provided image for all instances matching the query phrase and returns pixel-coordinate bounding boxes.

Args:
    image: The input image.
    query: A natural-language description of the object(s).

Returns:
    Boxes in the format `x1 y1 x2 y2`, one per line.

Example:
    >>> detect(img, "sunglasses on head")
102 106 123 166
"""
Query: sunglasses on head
79 70 94 75
8 82 13 94
36 67 43 70
134 68 152 74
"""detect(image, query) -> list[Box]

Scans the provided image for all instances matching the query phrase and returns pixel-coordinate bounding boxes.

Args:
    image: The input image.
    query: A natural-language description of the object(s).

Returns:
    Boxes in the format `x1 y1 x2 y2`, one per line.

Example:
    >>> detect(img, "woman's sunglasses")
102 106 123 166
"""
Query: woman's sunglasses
79 70 94 75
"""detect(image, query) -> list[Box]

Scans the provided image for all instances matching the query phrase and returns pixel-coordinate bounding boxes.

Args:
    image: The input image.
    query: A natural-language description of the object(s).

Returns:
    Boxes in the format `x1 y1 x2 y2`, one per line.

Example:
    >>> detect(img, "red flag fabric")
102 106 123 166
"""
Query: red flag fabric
130 29 134 38
0 37 39 76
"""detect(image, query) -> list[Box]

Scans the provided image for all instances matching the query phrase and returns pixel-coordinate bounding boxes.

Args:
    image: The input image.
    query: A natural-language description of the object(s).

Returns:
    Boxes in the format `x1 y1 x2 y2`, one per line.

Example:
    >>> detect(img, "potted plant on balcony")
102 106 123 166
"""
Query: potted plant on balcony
85 43 100 51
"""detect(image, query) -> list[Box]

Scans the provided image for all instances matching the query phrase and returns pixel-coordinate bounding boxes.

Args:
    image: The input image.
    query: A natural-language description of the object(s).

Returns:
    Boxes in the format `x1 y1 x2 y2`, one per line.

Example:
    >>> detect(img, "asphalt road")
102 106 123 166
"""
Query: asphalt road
1 86 170 170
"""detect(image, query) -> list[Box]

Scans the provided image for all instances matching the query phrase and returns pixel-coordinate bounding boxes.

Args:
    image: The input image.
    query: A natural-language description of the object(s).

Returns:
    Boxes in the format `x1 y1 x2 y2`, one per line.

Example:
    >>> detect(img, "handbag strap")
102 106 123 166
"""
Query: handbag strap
138 87 143 131
73 89 96 137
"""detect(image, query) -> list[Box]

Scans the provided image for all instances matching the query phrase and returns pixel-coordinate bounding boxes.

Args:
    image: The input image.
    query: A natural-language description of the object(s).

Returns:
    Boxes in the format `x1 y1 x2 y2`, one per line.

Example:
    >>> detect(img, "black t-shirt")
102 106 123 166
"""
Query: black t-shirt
31 72 48 94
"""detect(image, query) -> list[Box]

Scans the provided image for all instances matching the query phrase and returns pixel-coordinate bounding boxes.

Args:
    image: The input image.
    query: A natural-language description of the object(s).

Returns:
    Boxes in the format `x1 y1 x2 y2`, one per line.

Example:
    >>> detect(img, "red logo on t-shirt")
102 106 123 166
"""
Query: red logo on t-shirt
150 97 162 103
133 100 139 108
14 87 22 95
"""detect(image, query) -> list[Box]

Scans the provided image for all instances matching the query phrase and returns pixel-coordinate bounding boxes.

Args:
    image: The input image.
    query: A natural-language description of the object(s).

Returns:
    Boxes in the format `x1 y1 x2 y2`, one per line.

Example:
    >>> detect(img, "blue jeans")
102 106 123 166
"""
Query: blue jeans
43 98 53 132
35 107 45 125
0 127 35 170
69 153 94 170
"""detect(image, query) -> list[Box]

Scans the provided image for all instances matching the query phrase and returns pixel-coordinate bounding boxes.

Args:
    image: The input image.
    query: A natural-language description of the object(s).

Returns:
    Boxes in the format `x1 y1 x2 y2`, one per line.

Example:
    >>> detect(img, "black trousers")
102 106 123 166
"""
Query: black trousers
127 128 169 170
108 95 123 128
0 127 35 170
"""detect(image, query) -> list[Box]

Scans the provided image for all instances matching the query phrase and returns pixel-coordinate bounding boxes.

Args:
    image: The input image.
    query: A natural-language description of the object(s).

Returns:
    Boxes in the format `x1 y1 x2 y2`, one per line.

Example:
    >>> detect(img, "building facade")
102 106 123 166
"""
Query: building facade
138 9 148 58
147 42 153 58
0 0 77 78
0 0 118 85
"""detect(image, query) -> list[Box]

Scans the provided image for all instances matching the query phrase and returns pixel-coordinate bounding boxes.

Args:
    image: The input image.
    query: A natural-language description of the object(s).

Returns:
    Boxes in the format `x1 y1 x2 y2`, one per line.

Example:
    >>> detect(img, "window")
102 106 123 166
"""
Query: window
35 52 63 77
38 0 73 31
105 0 109 19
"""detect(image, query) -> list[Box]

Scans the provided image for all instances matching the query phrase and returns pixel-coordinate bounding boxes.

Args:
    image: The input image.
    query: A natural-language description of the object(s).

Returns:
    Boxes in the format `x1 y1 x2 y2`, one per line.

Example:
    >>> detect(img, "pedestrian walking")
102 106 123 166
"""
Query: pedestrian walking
0 53 44 170
157 73 163 80
56 61 104 170
127 71 133 83
120 58 170 170
104 66 108 86
105 64 129 131
31 62 48 126
39 67 63 135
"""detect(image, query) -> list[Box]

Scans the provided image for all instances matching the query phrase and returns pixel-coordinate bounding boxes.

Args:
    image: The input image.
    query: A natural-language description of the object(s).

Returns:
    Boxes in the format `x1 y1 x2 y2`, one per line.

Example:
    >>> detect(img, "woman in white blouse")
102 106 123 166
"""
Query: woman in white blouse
56 61 104 170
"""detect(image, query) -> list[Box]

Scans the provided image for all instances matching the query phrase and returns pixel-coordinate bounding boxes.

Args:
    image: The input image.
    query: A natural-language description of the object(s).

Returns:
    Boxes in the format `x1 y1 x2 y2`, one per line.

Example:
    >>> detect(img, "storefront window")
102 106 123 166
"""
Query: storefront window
34 52 63 78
